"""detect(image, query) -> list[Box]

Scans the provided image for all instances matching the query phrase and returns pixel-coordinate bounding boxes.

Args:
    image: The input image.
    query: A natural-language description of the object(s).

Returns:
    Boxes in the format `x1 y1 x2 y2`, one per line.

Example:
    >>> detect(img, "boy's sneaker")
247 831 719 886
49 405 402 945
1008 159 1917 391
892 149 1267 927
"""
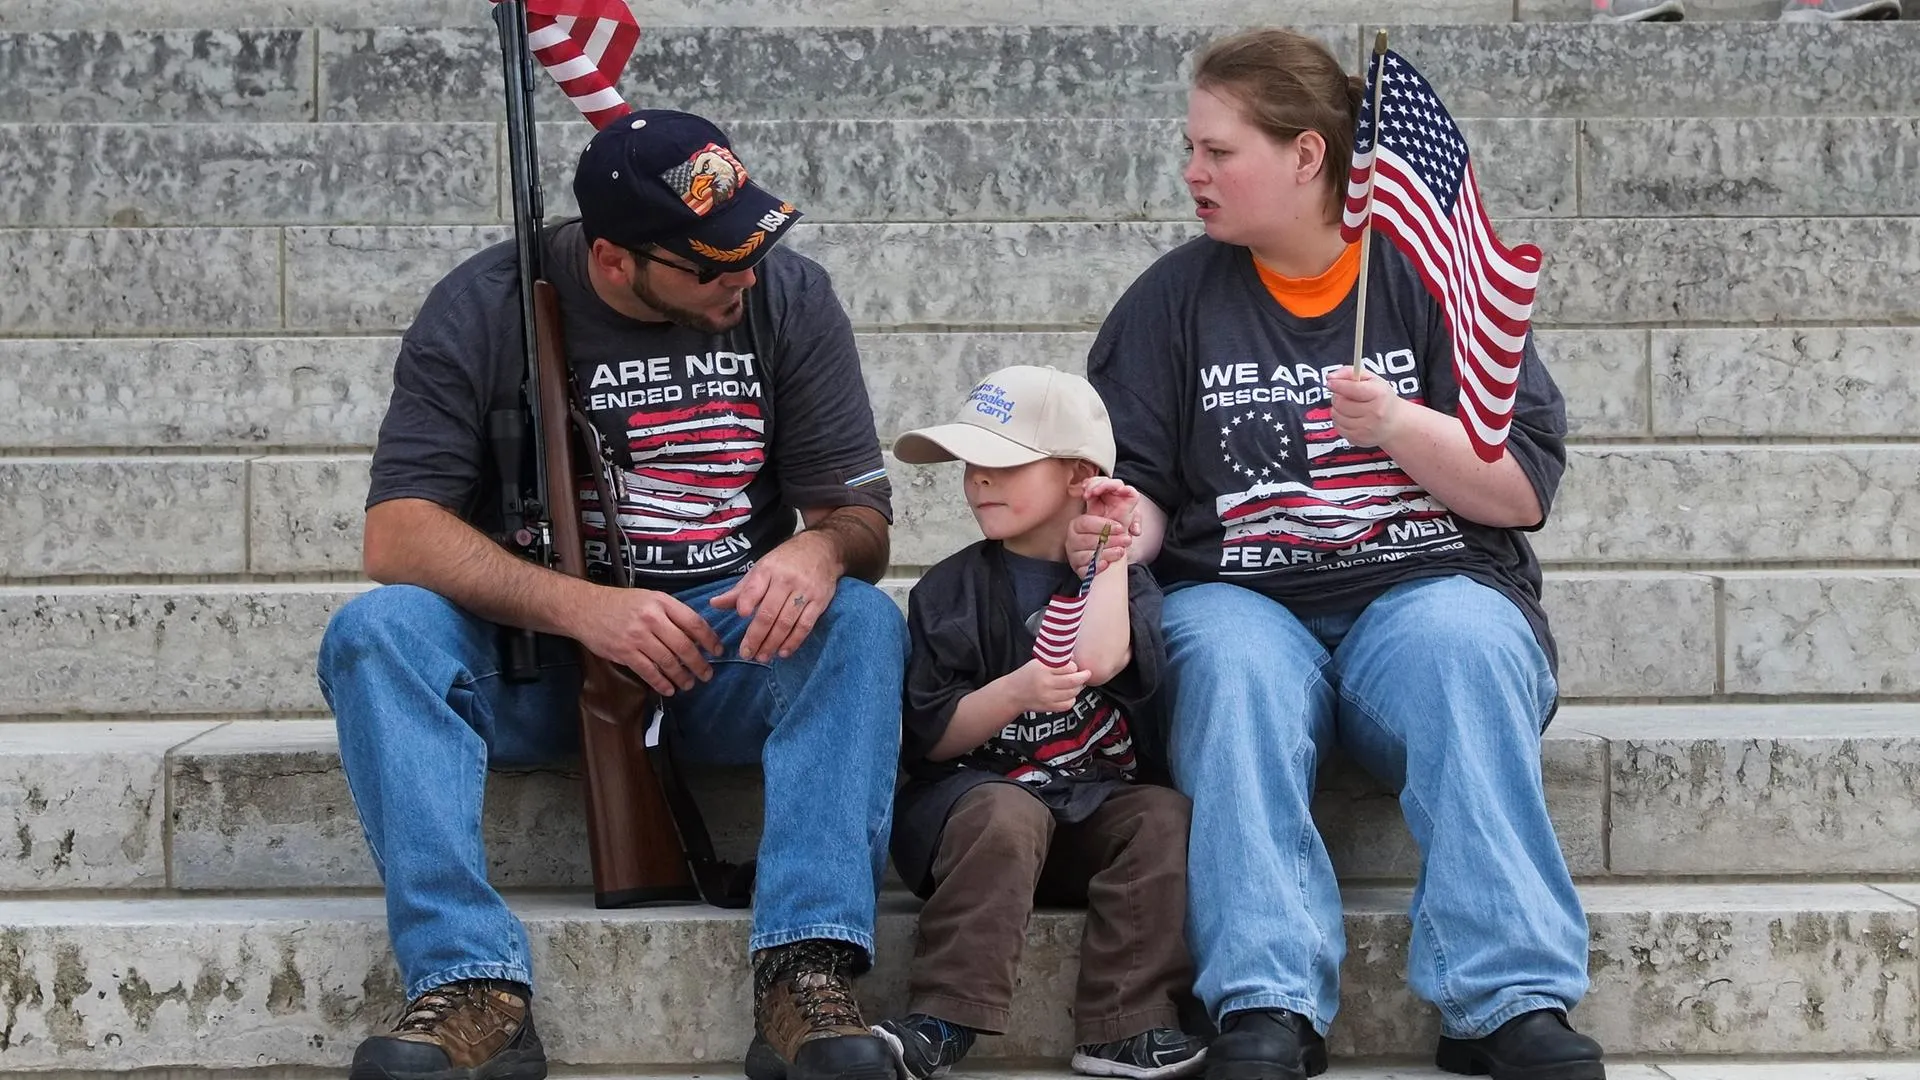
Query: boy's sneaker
1071 1028 1208 1080
1591 0 1687 19
871 1014 976 1079
1780 0 1901 18
348 979 545 1080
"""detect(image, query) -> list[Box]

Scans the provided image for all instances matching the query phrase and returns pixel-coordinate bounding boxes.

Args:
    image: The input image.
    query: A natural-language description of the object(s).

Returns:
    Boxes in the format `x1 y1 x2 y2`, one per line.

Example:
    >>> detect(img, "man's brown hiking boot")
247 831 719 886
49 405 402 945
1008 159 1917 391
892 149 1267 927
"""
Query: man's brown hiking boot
349 979 546 1080
748 939 901 1080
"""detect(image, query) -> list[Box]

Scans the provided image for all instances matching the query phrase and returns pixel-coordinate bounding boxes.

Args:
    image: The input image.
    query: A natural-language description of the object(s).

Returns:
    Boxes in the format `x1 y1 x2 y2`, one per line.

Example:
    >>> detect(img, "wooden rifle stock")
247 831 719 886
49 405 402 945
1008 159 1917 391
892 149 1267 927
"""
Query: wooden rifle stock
531 281 701 907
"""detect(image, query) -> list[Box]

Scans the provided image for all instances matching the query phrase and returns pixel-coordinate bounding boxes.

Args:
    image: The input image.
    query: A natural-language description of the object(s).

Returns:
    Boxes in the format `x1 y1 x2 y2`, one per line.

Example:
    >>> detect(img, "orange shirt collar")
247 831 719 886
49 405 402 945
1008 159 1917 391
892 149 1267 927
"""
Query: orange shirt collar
1253 242 1362 320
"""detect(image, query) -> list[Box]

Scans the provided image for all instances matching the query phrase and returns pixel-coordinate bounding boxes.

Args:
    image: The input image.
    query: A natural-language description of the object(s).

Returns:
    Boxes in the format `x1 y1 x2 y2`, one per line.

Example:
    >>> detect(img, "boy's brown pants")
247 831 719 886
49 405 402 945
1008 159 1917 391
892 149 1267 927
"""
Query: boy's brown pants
907 781 1195 1045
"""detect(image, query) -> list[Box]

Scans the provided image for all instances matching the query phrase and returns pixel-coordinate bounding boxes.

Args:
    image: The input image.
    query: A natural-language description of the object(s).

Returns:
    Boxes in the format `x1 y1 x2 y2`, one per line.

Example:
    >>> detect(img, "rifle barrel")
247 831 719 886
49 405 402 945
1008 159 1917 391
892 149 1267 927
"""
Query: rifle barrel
496 0 551 535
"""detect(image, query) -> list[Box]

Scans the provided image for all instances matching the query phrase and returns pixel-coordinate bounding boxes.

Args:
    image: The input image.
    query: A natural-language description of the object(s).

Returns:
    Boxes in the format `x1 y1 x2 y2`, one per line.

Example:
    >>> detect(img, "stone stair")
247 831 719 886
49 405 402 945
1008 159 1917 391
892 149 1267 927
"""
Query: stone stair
10 704 1920 894
1 0 1917 1073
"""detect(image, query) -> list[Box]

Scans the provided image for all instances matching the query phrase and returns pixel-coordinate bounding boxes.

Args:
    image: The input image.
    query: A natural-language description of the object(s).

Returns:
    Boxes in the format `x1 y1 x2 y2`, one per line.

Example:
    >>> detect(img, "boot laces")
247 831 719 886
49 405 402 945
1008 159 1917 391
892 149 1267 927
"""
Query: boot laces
760 940 863 1030
393 980 517 1039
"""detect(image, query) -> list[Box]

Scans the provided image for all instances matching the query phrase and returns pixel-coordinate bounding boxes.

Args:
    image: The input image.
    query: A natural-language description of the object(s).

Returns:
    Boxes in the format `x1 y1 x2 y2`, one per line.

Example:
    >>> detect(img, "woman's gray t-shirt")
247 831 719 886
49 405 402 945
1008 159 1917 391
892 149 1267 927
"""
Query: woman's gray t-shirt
1088 235 1568 668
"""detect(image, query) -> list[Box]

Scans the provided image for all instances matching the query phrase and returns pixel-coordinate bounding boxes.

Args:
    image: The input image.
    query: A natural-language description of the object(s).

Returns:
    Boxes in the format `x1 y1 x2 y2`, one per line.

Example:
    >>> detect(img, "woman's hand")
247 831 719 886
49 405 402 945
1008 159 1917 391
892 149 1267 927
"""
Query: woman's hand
1328 367 1411 448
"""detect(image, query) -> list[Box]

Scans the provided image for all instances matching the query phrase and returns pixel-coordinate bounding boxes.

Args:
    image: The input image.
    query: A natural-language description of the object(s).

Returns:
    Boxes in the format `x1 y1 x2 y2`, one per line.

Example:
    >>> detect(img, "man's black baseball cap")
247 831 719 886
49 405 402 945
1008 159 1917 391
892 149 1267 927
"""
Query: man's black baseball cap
573 109 802 276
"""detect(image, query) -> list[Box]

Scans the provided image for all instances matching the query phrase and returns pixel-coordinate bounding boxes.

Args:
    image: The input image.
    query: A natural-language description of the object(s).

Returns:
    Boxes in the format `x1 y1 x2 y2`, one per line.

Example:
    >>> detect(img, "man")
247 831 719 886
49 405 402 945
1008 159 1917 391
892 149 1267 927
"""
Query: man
318 109 906 1080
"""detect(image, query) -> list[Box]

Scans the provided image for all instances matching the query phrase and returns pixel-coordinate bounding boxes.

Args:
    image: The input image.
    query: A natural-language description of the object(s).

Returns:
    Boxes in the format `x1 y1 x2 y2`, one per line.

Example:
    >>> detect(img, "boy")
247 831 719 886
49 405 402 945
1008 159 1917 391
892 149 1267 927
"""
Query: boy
875 365 1203 1080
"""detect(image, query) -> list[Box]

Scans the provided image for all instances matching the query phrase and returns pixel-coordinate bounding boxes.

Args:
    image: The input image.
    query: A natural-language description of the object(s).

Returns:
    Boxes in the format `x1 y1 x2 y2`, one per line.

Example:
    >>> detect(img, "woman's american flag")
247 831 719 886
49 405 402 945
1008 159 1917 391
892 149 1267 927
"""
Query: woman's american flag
495 0 641 129
1340 47 1543 464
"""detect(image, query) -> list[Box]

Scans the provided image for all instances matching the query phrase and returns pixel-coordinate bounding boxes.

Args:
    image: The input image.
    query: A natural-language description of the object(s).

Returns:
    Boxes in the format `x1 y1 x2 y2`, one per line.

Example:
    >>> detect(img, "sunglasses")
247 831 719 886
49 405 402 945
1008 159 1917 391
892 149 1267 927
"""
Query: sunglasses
638 248 728 285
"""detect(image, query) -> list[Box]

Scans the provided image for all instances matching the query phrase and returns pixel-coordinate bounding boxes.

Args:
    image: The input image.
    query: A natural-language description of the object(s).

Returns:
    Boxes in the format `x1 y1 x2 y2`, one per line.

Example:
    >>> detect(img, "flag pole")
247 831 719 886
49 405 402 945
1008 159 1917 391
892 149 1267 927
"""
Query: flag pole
1351 28 1389 376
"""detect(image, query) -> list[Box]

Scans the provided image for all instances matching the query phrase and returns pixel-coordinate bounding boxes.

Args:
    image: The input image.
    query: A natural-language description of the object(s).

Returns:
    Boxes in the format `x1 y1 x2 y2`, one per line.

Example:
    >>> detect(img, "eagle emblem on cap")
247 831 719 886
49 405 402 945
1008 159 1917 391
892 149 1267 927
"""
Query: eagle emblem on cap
661 143 748 217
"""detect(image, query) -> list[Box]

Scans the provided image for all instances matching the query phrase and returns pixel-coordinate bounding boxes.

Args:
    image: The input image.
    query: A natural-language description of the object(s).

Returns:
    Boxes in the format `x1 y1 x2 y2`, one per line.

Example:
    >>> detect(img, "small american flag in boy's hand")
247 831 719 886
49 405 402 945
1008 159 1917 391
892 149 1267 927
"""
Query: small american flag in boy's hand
1031 524 1111 668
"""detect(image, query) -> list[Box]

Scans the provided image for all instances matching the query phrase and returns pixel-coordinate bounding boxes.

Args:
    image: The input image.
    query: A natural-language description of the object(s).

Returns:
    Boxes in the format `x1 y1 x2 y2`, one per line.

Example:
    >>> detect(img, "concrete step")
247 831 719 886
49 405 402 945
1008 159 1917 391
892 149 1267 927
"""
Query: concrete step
1559 704 1920 877
0 0 1818 32
3 328 1912 455
322 21 1920 124
539 115 1913 223
0 116 1562 227
0 721 212 891
318 22 1920 124
8 705 1914 894
136 717 1603 890
7 24 1920 126
0 1060 1887 1080
6 217 1917 337
8 442 1910 578
0 573 1911 713
0 0 1518 33
15 115 1918 229
0 884 1912 1067
1535 446 1920 564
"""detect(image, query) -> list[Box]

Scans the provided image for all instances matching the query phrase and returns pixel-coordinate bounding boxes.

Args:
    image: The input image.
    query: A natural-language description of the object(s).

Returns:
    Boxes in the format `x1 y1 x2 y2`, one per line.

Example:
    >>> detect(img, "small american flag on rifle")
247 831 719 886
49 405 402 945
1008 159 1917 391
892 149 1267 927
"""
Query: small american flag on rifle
1340 45 1542 464
1032 525 1110 668
495 0 641 129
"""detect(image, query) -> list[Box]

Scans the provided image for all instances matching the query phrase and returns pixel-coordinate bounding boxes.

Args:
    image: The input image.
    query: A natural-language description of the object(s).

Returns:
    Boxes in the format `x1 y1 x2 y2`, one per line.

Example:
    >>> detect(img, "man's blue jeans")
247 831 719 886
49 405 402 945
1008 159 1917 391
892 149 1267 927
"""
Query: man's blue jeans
316 574 907 1002
1161 575 1588 1040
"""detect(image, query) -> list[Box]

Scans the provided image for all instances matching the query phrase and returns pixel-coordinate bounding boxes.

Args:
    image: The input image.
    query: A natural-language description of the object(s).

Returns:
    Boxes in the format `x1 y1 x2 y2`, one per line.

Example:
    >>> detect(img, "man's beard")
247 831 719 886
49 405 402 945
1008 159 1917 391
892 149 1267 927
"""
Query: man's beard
629 271 746 334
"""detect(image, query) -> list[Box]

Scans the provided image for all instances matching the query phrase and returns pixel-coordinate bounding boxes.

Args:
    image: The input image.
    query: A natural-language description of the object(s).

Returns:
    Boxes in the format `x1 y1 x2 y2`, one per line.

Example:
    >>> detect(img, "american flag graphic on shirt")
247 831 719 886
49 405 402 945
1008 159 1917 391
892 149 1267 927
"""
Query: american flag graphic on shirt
992 688 1137 785
580 398 766 552
1215 401 1451 556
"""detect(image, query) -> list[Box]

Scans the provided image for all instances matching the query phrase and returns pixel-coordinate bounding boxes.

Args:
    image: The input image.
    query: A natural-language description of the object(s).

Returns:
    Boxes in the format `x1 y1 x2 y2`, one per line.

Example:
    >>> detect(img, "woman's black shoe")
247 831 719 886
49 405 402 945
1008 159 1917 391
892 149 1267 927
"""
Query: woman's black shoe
1435 1009 1605 1080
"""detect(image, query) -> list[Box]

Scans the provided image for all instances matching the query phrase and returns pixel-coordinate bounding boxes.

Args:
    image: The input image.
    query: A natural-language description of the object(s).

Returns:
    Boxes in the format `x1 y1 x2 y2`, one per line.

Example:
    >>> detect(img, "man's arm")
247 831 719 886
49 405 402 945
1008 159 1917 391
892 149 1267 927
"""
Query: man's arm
364 498 722 695
801 503 890 583
364 498 591 636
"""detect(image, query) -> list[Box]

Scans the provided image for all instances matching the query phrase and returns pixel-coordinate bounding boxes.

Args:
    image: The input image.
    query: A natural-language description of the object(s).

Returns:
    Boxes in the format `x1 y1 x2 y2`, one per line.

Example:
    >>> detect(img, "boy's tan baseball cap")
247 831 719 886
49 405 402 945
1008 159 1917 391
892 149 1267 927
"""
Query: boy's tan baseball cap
892 365 1116 474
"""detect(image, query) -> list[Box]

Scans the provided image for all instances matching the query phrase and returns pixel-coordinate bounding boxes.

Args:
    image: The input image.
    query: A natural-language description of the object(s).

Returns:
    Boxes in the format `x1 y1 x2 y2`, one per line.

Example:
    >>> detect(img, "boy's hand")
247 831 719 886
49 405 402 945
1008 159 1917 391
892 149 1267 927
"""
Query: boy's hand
1004 658 1092 714
1066 515 1132 577
1083 477 1140 528
1065 477 1141 575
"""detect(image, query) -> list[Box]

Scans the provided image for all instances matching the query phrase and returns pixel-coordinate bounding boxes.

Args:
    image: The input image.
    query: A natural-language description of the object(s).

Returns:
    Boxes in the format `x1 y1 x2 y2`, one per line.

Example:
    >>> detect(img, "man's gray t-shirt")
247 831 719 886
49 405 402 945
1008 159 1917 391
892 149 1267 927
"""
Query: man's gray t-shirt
367 219 891 589
1087 235 1568 668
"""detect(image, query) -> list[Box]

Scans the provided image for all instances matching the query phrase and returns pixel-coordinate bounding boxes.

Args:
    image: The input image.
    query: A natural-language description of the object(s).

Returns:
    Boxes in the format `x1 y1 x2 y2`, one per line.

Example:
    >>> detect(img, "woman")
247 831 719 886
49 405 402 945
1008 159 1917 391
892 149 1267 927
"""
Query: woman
1075 29 1602 1080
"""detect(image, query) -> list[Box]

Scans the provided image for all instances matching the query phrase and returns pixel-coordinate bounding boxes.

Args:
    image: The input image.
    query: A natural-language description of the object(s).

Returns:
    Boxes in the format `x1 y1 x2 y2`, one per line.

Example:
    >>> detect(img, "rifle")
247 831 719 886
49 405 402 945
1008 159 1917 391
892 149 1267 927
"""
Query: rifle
491 0 750 909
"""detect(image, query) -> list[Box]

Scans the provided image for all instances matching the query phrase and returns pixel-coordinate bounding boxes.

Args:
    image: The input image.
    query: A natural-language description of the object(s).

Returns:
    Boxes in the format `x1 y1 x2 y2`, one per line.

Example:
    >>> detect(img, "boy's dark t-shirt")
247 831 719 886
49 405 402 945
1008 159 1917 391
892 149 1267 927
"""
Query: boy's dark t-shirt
1087 236 1568 669
891 540 1166 895
365 219 891 590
